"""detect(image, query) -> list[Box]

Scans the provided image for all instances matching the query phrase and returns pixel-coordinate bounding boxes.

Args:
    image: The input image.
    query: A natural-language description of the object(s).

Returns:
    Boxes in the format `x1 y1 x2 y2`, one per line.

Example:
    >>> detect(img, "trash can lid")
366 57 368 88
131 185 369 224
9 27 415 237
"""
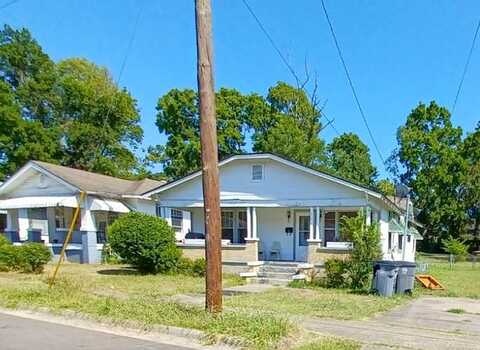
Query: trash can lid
374 260 416 268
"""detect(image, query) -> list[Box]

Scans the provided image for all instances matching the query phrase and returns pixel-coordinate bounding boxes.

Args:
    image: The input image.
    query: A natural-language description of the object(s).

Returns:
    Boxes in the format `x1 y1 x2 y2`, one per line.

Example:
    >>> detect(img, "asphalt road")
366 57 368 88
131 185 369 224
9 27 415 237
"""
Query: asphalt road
0 313 196 350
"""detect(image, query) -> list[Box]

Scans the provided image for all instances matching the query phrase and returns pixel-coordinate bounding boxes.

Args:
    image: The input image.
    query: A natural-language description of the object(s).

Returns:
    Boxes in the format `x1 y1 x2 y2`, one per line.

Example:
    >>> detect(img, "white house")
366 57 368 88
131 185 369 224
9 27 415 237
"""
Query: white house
0 154 421 268
0 161 163 263
146 153 422 266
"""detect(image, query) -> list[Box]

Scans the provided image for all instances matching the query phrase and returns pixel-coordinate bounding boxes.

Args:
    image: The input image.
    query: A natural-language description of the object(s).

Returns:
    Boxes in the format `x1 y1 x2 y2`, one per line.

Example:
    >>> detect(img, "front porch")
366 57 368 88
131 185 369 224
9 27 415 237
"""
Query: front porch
162 205 379 265
1 195 128 263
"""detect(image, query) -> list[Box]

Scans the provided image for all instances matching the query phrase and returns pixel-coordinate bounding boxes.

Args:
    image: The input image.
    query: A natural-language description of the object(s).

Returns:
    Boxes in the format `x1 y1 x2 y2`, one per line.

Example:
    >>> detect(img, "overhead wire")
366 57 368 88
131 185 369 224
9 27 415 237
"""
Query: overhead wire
451 18 480 116
241 0 340 136
320 0 387 166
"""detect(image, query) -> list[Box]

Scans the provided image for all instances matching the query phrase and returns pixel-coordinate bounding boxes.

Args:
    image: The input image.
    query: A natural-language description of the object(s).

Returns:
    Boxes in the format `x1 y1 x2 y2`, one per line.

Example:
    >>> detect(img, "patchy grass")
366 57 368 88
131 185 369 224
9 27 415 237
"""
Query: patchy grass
293 337 360 350
414 260 480 299
0 264 289 349
226 286 409 320
447 308 466 314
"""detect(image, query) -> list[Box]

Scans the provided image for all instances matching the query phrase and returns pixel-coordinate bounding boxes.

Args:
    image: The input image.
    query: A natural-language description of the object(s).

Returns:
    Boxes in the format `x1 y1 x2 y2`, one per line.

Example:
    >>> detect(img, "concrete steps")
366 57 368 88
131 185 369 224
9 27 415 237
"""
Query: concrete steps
244 261 304 285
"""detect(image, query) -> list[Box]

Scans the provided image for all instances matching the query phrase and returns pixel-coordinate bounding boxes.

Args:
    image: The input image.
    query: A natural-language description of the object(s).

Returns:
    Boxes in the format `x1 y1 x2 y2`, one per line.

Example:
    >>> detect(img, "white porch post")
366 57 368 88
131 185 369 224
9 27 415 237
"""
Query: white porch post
315 207 320 241
18 208 29 241
246 207 252 239
365 206 372 226
252 207 257 240
5 209 17 231
309 207 314 240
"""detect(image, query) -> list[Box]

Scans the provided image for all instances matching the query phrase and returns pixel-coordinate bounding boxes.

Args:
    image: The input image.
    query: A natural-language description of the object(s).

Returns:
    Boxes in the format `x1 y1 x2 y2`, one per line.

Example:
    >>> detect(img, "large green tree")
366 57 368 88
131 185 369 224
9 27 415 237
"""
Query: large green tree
251 82 326 168
392 101 467 248
56 58 143 177
326 133 377 186
155 88 263 179
461 123 480 250
0 25 144 179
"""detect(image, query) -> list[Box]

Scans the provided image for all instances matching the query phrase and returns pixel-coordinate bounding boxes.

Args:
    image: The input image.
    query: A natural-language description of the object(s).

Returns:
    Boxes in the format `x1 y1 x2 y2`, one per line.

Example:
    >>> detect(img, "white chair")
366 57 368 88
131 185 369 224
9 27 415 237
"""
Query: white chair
270 241 281 260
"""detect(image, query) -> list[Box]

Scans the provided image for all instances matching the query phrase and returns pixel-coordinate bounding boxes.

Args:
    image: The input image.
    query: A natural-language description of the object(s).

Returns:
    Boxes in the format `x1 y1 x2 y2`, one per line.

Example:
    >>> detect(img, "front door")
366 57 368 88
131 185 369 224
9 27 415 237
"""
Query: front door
295 212 310 262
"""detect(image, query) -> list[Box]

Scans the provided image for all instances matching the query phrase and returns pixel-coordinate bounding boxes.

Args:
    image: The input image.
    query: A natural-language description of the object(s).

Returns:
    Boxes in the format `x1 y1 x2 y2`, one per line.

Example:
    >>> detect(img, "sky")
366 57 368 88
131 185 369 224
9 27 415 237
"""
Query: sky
1 0 479 177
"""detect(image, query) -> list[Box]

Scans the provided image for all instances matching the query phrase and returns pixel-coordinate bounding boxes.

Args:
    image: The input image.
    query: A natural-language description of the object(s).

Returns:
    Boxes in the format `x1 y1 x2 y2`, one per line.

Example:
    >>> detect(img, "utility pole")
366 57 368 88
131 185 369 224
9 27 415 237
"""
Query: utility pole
195 0 222 312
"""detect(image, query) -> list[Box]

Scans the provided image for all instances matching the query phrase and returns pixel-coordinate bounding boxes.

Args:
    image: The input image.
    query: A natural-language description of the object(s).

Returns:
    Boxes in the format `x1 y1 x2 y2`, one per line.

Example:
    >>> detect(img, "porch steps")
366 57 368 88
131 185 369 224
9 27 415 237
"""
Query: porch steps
246 261 304 286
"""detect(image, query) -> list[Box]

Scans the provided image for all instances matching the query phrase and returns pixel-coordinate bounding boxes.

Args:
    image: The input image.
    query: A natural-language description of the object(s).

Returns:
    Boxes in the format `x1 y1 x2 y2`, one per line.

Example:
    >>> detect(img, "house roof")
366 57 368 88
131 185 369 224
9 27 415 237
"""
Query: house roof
144 153 401 213
0 160 165 198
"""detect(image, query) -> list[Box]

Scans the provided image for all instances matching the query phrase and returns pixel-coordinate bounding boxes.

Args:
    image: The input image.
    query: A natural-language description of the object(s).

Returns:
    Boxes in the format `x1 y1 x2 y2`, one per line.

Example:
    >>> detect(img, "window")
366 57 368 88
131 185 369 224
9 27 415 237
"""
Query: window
237 211 247 243
324 212 336 244
388 232 393 250
398 234 403 250
171 209 183 230
28 208 47 220
221 211 234 242
55 207 66 229
298 215 310 246
407 235 411 243
251 164 263 181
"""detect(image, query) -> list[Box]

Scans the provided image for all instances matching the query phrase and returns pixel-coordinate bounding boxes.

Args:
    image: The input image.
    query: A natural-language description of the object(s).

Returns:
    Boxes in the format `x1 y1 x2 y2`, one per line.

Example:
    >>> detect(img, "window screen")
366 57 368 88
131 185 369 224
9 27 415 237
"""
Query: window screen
221 211 234 242
171 209 183 229
298 215 310 246
324 212 336 243
252 165 263 181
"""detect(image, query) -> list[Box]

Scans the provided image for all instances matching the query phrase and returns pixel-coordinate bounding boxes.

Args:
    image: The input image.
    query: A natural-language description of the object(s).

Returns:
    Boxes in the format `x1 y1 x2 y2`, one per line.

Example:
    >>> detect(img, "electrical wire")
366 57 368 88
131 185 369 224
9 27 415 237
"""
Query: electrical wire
451 18 480 116
320 0 386 166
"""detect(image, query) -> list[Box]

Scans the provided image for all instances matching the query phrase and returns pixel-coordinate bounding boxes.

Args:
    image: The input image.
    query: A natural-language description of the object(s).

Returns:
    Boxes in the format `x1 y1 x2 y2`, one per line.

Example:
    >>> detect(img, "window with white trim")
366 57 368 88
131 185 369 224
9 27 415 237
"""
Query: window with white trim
251 164 263 181
221 211 234 242
171 209 183 230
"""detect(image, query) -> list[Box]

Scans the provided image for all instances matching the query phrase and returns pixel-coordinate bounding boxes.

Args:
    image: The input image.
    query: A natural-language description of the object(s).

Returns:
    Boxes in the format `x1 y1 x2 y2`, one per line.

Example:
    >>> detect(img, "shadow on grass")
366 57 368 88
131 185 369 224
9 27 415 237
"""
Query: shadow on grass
96 267 141 276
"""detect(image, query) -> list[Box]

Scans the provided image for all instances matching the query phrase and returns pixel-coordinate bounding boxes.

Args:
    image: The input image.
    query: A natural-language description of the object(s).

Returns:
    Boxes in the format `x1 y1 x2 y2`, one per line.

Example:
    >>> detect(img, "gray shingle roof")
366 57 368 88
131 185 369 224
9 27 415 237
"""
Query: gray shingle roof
32 161 165 197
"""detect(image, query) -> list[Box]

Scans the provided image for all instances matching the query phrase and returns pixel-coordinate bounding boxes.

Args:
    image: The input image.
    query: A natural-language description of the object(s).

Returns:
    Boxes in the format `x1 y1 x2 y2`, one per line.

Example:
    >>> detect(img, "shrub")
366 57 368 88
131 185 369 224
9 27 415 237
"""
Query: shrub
176 257 206 277
16 243 52 273
324 258 348 288
0 234 10 247
0 240 51 273
342 211 382 291
108 212 181 274
442 236 469 261
101 243 122 264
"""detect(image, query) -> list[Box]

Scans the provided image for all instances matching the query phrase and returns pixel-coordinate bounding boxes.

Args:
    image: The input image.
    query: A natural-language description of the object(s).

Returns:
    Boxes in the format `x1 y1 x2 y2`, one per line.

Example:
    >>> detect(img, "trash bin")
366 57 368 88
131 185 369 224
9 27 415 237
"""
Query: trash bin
373 261 399 297
395 261 416 294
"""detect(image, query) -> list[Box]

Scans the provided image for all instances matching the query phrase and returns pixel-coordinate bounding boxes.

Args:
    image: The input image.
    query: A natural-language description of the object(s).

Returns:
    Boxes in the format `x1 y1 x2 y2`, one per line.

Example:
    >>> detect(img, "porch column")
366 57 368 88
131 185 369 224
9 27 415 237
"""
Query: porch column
365 206 372 226
5 209 19 242
80 196 99 264
315 207 320 241
246 207 252 239
309 207 314 240
251 207 258 240
18 208 29 241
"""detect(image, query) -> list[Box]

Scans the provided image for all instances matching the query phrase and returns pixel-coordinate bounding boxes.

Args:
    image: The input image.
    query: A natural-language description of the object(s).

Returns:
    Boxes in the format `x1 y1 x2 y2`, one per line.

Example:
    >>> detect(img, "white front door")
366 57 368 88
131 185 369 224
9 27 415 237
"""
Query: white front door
295 212 310 262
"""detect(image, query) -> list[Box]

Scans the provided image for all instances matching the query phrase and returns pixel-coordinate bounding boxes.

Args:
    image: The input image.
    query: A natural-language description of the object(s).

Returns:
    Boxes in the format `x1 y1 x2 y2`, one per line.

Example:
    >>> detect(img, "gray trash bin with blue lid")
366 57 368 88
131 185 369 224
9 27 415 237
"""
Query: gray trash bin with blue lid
395 261 416 294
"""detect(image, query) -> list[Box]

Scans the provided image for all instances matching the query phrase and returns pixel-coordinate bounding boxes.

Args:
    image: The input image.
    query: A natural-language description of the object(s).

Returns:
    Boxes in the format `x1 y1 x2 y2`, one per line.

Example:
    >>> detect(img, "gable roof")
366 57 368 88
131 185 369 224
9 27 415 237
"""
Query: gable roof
144 153 383 197
0 160 165 198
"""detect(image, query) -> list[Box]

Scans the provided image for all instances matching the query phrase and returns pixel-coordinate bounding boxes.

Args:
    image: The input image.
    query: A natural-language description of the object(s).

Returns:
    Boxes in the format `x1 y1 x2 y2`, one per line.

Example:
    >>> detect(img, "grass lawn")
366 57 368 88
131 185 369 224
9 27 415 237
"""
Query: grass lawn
293 338 360 350
226 286 409 320
415 253 480 298
0 263 289 349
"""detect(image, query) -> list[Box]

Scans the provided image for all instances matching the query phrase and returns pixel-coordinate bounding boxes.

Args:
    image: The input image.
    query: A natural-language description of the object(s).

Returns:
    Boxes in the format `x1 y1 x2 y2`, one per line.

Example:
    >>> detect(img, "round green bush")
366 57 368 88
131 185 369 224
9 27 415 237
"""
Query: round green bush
17 243 52 273
107 212 181 273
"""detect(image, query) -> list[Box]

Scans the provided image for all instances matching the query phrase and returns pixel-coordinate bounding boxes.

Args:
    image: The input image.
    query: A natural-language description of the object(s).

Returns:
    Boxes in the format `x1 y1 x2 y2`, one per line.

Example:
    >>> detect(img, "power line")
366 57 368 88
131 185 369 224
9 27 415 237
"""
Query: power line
241 0 340 136
320 0 386 166
0 0 19 10
452 18 480 116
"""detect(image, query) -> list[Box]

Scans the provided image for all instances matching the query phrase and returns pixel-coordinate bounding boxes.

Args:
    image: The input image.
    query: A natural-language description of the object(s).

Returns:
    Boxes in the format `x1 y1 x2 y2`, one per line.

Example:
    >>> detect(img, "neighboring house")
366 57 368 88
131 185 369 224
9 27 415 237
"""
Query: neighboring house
0 153 420 267
145 153 420 266
0 161 164 263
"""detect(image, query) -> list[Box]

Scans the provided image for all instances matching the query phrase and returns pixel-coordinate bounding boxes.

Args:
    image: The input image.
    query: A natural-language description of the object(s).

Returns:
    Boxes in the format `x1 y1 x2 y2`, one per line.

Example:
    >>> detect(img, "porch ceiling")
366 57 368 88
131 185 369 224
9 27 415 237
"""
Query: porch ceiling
0 196 79 209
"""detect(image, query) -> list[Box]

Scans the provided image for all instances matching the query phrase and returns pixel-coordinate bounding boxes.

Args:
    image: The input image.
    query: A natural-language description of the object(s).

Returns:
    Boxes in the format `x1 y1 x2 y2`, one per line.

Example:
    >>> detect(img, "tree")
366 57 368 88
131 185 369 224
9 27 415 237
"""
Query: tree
461 123 480 250
56 58 143 177
251 82 326 168
155 88 260 179
392 101 467 249
0 25 145 179
326 133 377 186
376 179 395 196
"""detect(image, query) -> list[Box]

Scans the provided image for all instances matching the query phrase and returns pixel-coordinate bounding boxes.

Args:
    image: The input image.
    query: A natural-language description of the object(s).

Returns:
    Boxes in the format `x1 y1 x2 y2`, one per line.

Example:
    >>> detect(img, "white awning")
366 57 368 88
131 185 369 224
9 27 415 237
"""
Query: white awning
0 196 79 209
90 198 130 213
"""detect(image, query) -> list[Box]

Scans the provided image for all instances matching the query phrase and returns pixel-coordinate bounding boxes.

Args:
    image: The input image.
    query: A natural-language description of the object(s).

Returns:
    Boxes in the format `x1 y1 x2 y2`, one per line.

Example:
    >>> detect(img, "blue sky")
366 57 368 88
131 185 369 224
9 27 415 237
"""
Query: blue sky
2 1 479 177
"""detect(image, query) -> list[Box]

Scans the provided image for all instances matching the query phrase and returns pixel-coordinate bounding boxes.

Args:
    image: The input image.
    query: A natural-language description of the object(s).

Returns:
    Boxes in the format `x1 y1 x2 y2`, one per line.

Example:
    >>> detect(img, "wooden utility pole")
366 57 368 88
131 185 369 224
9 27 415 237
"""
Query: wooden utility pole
195 0 222 312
